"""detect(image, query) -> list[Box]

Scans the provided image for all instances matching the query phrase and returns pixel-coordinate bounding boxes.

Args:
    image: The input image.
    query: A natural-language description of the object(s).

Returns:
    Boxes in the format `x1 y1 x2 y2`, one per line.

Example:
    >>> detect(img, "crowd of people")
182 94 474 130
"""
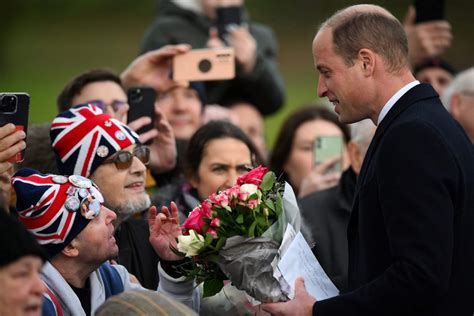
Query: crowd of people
1 1 473 315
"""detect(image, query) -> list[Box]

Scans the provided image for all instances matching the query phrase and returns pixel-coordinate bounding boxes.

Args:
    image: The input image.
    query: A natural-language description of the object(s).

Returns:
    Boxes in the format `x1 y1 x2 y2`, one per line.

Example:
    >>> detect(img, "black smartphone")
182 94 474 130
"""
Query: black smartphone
0 93 30 163
127 87 156 145
415 0 445 23
216 6 243 43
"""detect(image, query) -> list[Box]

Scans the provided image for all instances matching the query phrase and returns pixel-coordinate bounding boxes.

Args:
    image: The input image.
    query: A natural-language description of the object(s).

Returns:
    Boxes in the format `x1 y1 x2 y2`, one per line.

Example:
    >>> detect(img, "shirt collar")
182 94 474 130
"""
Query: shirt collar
377 80 420 125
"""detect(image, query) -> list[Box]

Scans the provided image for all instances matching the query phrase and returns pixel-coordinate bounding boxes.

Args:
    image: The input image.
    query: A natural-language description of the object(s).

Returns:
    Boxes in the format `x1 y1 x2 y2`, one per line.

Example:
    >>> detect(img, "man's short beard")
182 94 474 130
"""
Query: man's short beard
114 193 151 219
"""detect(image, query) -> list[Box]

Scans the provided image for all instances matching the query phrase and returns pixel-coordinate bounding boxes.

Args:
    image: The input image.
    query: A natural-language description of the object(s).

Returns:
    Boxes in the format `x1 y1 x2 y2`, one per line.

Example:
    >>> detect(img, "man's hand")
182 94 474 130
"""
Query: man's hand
0 124 26 174
148 107 177 173
148 202 183 261
226 25 257 73
120 44 191 92
261 278 316 316
298 156 342 198
403 5 452 67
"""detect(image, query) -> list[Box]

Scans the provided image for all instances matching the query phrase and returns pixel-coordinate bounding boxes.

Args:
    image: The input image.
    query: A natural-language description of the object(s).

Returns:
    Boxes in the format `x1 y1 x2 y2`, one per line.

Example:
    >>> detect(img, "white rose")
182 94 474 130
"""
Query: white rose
240 183 258 195
177 230 205 257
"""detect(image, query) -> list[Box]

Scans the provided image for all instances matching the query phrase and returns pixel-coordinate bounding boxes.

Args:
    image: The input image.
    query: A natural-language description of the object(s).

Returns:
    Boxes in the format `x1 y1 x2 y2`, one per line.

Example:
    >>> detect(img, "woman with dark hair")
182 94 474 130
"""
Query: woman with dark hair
153 120 262 221
270 105 350 198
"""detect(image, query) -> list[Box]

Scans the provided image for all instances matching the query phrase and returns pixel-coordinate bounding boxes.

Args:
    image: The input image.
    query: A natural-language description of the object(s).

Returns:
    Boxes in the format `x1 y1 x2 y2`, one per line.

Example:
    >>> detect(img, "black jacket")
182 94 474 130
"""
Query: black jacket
140 0 285 115
299 167 356 292
314 84 474 315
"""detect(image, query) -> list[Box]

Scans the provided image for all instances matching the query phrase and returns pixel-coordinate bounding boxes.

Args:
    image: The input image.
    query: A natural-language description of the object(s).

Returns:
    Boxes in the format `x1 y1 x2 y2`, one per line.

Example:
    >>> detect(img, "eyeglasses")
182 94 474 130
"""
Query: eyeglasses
88 100 128 112
103 146 150 170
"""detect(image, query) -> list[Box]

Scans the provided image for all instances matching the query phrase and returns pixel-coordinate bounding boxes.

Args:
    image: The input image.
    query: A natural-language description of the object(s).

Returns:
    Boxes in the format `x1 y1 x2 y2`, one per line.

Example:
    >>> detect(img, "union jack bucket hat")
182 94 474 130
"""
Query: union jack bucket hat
50 103 140 178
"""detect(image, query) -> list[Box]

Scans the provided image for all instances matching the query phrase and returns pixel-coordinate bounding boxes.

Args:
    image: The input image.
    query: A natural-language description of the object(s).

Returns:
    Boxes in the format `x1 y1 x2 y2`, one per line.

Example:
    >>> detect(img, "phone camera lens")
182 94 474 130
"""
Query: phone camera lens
129 89 143 103
198 59 212 73
0 94 17 113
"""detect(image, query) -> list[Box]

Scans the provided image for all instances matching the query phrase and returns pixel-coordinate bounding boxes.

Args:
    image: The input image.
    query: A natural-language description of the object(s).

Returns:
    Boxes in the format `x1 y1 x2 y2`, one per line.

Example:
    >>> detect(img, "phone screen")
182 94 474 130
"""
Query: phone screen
314 135 343 173
415 0 445 23
0 93 30 163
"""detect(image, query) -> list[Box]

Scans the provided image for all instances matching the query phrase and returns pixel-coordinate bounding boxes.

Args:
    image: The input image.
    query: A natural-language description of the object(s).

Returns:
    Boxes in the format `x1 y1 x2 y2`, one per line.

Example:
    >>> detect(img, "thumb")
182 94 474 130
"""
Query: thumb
403 5 416 26
294 277 308 297
209 26 219 39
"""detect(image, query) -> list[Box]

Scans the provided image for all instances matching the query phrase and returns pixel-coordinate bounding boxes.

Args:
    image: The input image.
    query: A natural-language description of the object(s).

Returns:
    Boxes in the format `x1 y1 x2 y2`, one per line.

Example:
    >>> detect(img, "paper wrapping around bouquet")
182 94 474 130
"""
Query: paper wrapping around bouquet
217 236 289 303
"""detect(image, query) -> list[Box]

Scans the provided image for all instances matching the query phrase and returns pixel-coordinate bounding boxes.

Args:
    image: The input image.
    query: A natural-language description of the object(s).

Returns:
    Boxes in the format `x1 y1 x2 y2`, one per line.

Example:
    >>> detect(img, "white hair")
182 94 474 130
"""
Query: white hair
441 67 474 111
349 119 376 155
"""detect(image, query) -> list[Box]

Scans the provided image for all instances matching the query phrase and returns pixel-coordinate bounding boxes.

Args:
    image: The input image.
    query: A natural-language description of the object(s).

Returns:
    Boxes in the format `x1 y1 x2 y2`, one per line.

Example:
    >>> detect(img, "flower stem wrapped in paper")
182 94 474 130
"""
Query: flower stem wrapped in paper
172 166 301 303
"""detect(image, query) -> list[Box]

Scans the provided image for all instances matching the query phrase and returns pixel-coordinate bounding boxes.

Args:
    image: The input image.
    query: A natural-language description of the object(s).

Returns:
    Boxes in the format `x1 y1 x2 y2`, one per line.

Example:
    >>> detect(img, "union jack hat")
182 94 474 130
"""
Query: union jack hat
50 103 140 178
12 168 105 257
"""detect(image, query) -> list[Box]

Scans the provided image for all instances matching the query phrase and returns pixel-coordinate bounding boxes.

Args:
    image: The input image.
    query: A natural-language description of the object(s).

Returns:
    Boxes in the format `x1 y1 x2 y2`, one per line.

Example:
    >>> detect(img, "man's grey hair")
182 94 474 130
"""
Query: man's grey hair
349 119 376 155
441 67 474 111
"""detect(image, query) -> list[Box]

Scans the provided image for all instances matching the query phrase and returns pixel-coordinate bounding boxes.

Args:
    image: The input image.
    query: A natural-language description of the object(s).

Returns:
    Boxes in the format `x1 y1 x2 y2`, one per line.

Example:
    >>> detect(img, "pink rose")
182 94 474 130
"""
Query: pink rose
226 186 240 200
206 228 218 239
210 217 221 227
213 192 229 207
201 200 212 217
236 165 269 186
182 205 210 234
247 199 259 210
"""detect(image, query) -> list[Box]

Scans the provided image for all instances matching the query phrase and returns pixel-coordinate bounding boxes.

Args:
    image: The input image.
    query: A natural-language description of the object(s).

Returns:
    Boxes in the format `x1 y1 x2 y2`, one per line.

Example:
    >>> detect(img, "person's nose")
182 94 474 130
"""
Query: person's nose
224 169 239 188
32 270 46 295
317 76 328 98
129 155 147 175
172 93 188 112
103 206 118 223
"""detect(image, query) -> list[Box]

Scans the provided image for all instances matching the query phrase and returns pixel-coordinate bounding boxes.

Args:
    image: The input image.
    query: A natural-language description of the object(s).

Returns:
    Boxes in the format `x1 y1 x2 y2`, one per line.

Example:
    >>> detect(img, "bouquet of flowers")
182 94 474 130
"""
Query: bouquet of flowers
172 166 300 302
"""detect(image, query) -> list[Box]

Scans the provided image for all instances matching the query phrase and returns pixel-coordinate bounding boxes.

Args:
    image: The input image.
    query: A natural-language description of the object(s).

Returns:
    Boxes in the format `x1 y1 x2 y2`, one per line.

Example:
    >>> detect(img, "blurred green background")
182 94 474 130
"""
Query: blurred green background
1 0 472 147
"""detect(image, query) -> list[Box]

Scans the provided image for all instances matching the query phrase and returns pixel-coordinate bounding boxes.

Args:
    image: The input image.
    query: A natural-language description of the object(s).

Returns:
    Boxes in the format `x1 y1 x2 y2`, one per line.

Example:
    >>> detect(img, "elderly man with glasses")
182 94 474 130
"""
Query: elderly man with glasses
49 103 188 291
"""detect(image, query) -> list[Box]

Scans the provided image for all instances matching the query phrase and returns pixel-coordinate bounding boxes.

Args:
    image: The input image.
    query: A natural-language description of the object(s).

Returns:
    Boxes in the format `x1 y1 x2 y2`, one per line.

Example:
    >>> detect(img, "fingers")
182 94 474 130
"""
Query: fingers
260 302 282 315
148 205 158 223
128 116 152 131
0 128 26 163
161 205 171 218
294 277 308 298
0 162 13 174
0 124 16 139
147 44 192 62
170 201 180 222
314 156 341 174
403 5 416 26
139 129 159 144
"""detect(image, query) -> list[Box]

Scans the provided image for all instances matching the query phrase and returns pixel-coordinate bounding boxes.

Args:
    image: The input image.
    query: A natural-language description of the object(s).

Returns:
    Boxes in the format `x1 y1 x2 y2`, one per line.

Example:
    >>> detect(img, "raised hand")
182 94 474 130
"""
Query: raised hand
148 202 183 261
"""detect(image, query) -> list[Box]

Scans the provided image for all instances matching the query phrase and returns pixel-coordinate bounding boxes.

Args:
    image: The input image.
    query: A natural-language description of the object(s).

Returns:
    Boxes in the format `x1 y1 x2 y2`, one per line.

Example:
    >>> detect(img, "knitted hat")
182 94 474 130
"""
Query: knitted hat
0 209 47 267
95 290 198 316
12 168 105 258
50 103 140 178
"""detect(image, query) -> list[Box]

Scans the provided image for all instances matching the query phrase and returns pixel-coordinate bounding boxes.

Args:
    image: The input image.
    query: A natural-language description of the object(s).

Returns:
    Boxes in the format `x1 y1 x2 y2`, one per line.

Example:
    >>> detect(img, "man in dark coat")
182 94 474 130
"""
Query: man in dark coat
263 4 474 315
139 0 285 115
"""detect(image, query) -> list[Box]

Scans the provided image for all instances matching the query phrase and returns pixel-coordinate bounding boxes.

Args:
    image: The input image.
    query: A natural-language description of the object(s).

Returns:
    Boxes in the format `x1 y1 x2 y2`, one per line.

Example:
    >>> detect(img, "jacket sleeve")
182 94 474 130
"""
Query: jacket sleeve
313 122 457 315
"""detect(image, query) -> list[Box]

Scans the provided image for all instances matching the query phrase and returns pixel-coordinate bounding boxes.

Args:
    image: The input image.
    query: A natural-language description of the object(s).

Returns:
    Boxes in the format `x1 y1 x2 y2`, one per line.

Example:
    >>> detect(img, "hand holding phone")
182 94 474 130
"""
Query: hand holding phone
0 93 29 163
216 6 243 43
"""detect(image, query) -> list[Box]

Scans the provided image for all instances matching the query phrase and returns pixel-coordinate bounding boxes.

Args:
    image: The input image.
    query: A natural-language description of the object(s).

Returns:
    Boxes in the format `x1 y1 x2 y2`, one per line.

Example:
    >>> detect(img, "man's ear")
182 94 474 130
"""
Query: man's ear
449 94 462 120
61 239 80 258
347 141 363 176
358 48 376 76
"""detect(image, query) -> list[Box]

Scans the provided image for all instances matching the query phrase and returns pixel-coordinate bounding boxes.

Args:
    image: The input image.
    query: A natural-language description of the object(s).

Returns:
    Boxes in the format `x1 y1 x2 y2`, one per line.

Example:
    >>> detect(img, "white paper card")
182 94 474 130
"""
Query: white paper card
277 232 339 301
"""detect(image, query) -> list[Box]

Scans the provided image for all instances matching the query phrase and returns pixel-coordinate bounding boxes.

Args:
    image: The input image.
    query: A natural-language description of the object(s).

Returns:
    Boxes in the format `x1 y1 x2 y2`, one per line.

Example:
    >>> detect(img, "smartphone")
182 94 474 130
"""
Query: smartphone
127 87 156 145
216 6 243 43
172 48 235 82
314 135 343 174
0 93 30 163
415 0 445 23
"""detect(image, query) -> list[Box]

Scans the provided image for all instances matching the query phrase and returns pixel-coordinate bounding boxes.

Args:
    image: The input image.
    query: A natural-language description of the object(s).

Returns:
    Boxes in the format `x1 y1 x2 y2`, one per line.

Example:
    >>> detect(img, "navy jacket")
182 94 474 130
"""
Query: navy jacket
314 84 474 315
